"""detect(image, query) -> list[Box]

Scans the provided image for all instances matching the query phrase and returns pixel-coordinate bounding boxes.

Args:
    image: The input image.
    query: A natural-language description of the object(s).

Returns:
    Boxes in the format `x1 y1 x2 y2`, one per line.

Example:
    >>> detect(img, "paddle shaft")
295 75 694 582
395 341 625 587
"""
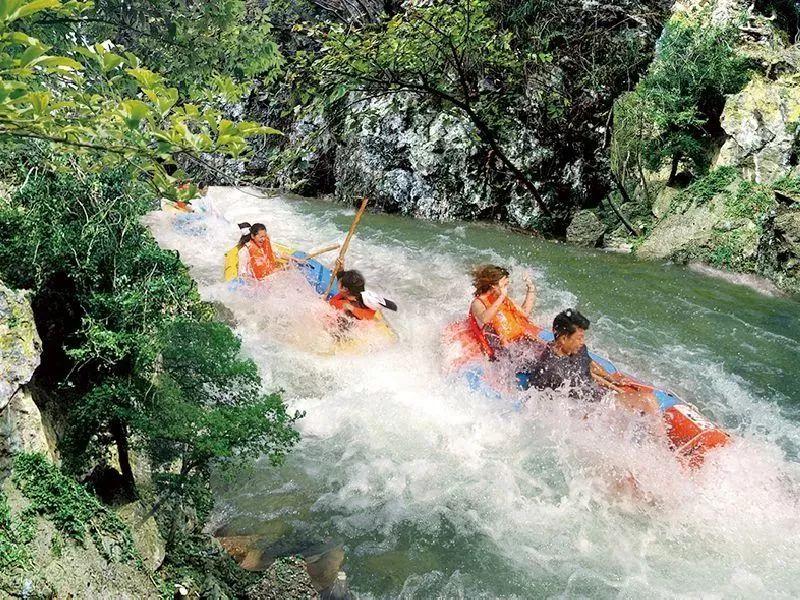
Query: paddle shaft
324 196 369 296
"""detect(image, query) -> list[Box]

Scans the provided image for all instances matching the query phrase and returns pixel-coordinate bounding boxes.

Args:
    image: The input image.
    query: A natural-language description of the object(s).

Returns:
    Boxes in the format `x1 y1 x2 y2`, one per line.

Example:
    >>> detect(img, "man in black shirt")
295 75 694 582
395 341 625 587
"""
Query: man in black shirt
522 309 657 413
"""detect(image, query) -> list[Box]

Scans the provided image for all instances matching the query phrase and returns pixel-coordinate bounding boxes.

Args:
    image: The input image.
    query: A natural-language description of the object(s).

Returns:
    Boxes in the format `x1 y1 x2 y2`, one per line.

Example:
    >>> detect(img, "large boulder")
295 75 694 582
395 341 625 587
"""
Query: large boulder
0 282 51 476
566 210 606 247
334 93 498 221
0 282 41 411
715 76 800 184
0 388 57 476
775 209 800 256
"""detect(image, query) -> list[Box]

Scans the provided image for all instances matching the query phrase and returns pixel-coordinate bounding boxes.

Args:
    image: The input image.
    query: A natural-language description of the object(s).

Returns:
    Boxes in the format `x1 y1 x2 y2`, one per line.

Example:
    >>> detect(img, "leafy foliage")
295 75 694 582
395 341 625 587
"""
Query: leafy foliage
29 0 285 100
0 0 278 201
11 453 138 562
0 489 36 574
613 16 750 188
0 164 299 541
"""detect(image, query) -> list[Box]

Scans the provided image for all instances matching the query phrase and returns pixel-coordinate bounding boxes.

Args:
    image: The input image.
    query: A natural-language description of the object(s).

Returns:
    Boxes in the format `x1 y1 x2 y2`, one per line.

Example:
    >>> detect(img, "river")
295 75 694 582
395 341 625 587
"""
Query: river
146 187 800 599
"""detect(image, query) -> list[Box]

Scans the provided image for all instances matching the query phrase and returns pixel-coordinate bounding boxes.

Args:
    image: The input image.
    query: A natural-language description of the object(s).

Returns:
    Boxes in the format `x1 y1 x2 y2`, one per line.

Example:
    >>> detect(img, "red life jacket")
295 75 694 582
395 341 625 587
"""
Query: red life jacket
246 238 277 279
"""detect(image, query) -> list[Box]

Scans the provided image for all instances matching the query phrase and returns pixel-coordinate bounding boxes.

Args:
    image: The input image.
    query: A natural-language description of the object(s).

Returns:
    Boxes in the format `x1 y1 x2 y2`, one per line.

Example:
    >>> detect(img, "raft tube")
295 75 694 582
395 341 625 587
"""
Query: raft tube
442 319 730 468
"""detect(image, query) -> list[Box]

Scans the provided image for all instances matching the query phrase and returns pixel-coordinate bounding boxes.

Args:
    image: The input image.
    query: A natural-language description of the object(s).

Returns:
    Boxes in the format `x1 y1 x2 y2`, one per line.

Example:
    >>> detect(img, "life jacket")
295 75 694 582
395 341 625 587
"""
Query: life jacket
247 238 277 279
329 292 377 321
223 245 239 281
472 292 539 348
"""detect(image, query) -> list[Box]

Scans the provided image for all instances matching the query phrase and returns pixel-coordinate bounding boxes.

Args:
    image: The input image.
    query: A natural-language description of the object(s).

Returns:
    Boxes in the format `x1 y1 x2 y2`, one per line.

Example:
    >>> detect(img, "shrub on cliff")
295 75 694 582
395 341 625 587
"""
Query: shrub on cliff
613 16 751 190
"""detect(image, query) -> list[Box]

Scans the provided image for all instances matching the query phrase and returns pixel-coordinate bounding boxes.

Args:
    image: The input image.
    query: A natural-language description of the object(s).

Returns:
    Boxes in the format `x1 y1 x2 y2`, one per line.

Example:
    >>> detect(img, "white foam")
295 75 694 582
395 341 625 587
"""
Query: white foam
145 187 800 598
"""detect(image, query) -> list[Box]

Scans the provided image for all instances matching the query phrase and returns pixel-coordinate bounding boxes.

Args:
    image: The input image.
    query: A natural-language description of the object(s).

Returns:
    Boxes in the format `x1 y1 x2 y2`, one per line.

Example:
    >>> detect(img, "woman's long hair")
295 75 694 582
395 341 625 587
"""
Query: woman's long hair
237 222 267 248
471 264 509 296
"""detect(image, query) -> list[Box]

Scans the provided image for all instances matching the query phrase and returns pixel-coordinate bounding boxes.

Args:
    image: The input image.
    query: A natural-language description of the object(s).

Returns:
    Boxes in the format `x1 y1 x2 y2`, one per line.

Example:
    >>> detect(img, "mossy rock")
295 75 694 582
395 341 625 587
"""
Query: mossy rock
0 282 42 411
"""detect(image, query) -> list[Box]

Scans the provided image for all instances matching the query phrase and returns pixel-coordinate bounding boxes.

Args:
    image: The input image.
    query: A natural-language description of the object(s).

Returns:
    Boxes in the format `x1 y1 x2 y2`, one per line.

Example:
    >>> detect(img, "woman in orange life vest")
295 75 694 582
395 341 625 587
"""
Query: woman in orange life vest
238 223 278 281
469 264 539 360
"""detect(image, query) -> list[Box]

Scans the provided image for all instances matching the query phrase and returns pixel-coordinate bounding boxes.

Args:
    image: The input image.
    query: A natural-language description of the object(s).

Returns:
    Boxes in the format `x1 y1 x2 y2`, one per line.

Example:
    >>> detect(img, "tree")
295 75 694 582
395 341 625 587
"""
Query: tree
306 0 553 214
0 164 300 533
27 0 285 100
612 17 750 191
0 0 279 201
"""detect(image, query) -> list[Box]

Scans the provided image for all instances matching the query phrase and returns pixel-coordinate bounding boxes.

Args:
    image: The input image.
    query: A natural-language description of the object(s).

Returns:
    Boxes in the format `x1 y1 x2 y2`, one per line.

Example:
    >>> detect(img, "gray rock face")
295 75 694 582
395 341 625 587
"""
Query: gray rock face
775 210 800 256
334 93 502 221
1 479 160 599
715 76 800 184
566 210 606 247
0 282 41 411
116 501 166 572
0 281 51 476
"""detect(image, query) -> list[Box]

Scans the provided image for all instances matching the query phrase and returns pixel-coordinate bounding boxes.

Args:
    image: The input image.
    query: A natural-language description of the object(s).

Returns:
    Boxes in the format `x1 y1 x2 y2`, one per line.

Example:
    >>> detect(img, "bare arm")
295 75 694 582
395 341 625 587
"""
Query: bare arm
520 274 536 315
591 361 637 391
470 289 507 328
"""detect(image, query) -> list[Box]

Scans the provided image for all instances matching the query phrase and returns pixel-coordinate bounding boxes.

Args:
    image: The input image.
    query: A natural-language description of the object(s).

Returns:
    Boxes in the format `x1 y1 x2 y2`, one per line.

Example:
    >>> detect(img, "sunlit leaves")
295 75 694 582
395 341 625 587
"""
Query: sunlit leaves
0 0 282 197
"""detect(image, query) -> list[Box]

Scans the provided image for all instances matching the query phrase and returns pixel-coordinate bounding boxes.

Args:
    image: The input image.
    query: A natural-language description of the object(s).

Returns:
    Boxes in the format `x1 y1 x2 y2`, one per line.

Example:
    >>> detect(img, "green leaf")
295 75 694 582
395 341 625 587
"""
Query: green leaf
119 99 150 129
34 56 83 71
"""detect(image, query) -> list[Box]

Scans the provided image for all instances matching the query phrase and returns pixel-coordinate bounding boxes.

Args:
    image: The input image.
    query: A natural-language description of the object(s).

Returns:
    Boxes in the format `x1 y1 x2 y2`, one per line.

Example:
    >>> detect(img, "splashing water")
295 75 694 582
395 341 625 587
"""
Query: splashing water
145 188 800 599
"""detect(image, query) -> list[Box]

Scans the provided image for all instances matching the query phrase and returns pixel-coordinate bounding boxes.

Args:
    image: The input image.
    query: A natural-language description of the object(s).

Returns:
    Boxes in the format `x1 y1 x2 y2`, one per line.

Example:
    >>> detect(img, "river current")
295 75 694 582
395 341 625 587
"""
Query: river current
146 187 800 599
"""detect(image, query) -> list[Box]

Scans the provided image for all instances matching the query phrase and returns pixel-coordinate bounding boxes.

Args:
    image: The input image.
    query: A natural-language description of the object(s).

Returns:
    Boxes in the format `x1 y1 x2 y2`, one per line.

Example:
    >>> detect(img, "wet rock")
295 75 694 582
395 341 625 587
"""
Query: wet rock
566 210 606 247
246 556 317 600
0 281 41 411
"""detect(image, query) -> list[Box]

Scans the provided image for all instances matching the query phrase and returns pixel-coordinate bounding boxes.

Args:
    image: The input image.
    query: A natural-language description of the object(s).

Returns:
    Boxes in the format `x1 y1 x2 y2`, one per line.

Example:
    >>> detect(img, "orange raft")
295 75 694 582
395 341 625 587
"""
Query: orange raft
443 318 730 468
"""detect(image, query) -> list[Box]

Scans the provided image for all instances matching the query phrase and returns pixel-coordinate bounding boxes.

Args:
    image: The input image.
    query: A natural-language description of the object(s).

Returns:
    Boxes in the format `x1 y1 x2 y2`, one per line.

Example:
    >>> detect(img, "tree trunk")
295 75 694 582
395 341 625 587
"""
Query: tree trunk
608 170 641 237
110 418 136 494
463 107 551 216
667 152 681 186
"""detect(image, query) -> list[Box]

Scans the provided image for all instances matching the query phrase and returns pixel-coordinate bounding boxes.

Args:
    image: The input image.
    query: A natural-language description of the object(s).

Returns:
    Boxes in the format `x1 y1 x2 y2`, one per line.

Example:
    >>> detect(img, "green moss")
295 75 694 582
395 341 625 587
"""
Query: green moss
682 166 739 206
11 453 138 564
773 174 800 199
725 179 775 220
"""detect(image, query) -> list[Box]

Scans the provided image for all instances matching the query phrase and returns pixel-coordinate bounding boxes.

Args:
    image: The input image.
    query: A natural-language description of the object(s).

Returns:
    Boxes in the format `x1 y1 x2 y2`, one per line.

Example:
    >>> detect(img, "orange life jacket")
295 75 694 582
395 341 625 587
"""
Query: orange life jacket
247 238 277 279
474 292 539 346
329 292 376 321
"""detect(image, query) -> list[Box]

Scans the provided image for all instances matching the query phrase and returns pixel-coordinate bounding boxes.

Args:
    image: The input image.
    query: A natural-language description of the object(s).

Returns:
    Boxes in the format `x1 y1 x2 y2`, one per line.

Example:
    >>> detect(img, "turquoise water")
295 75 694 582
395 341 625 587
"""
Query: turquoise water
148 189 800 599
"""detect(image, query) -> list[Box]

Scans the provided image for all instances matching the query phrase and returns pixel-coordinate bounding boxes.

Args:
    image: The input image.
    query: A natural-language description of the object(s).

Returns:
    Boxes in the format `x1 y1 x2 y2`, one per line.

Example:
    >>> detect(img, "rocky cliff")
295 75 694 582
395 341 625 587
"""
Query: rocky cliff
605 0 800 293
0 280 164 599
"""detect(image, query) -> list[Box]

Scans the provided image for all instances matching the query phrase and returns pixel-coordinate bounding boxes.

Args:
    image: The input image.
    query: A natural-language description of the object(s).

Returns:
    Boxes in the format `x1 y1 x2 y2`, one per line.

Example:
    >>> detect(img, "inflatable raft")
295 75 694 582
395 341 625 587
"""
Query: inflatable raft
227 243 396 353
443 318 729 468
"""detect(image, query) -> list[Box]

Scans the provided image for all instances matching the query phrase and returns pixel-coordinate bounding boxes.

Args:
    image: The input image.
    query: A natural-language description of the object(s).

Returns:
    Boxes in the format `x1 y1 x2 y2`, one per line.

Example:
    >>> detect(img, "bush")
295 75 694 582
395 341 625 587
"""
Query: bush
613 16 751 186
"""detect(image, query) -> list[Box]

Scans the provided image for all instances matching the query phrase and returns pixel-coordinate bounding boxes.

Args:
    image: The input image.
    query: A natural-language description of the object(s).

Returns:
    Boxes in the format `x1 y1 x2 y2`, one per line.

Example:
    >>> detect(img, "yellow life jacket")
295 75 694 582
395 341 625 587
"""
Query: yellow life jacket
224 245 239 281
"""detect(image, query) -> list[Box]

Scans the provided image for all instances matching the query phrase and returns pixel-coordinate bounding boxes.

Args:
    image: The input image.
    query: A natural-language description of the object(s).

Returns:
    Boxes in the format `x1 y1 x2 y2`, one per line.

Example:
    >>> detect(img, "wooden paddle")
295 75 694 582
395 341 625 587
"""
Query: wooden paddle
324 196 369 296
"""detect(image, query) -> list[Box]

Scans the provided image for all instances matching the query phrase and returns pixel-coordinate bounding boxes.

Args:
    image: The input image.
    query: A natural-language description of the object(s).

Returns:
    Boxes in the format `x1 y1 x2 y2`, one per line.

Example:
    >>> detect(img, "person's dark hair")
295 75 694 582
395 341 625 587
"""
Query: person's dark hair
552 308 590 339
471 264 509 296
237 222 252 248
238 222 267 248
338 270 366 297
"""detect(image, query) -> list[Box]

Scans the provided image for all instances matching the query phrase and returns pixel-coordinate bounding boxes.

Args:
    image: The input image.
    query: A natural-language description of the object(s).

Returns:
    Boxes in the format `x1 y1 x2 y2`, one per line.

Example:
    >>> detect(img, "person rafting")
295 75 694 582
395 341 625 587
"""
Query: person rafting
522 309 658 414
329 270 378 321
224 222 278 282
469 264 538 361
